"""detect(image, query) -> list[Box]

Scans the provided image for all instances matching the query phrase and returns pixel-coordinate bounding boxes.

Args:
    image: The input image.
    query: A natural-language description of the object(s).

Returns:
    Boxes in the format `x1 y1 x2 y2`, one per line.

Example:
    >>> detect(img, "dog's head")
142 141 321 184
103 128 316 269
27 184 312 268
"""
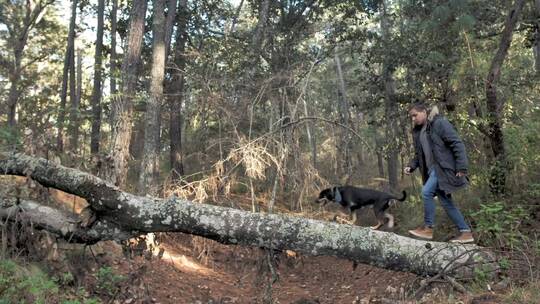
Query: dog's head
315 188 336 206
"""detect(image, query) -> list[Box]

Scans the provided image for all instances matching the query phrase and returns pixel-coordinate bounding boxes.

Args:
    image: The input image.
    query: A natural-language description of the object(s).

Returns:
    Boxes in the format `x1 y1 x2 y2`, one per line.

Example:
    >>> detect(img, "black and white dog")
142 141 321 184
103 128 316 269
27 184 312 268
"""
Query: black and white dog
316 186 407 230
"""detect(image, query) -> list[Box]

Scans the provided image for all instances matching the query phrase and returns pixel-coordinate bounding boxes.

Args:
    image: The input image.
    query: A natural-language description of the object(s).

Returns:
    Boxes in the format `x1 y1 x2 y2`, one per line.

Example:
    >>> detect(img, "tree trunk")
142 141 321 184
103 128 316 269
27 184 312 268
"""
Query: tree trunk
110 0 118 95
57 0 77 152
246 0 270 78
67 44 77 151
138 0 166 194
252 0 270 57
71 49 82 152
169 0 188 181
57 48 68 152
0 197 130 244
106 0 148 187
6 61 21 129
381 0 399 192
0 153 496 278
334 49 352 177
534 0 540 75
164 0 177 60
384 79 399 192
90 0 105 155
485 0 525 195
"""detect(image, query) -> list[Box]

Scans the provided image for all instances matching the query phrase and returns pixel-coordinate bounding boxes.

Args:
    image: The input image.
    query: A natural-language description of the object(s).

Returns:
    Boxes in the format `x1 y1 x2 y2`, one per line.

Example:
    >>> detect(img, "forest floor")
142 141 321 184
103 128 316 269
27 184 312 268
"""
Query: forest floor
0 176 531 303
98 235 418 304
88 232 511 304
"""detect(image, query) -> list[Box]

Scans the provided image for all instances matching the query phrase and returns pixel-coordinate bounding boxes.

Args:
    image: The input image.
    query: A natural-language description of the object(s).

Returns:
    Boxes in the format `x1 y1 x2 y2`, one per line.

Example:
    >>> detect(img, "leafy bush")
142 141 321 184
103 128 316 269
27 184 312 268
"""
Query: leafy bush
471 201 528 248
0 126 20 152
0 259 101 304
0 260 58 303
95 266 124 297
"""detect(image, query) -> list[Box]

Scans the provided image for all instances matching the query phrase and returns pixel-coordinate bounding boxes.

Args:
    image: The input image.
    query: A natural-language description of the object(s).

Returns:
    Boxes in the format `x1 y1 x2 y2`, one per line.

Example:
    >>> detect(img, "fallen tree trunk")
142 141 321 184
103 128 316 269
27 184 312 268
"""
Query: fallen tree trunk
0 197 134 243
0 153 496 277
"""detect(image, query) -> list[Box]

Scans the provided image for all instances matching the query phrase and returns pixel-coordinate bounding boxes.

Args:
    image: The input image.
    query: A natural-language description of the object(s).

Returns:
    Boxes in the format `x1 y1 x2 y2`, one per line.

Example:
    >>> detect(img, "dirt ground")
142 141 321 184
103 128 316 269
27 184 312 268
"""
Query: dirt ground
96 234 421 304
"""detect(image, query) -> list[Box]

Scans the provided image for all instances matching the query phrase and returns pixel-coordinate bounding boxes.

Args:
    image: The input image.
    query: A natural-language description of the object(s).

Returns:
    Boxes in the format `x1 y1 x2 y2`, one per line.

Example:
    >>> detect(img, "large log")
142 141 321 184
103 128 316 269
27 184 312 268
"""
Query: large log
0 197 133 243
0 153 495 277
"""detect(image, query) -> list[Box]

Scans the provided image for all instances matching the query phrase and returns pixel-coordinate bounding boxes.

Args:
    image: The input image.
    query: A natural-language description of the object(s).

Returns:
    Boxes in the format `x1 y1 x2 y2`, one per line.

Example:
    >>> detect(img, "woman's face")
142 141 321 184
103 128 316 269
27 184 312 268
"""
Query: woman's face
409 109 427 126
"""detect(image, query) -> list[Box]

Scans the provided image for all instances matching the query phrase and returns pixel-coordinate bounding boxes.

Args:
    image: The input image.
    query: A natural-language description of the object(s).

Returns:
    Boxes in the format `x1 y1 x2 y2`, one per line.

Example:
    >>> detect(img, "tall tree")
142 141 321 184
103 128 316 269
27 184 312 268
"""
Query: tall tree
164 0 177 60
381 0 399 191
138 0 167 194
252 0 270 57
169 0 189 181
57 0 77 152
67 44 77 151
107 0 148 187
68 48 82 152
485 0 526 195
90 0 105 154
2 0 53 128
109 0 118 95
534 0 540 75
334 48 352 177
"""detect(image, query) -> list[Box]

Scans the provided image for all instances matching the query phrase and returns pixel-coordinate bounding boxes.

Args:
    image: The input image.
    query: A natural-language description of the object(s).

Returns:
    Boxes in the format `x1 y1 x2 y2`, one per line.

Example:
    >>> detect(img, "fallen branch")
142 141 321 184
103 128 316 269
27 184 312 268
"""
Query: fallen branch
0 197 136 244
0 153 496 278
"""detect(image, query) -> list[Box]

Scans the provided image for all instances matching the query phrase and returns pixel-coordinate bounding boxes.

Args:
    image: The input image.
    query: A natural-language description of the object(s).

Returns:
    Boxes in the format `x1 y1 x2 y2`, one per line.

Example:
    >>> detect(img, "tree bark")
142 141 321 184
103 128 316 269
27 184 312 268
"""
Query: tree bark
69 48 82 152
168 0 188 181
534 0 540 75
90 0 105 154
7 59 21 129
0 197 132 244
106 0 148 187
334 49 352 177
246 0 270 78
138 0 166 194
57 0 77 152
67 44 78 151
485 0 525 195
381 0 399 192
110 0 118 95
384 74 399 192
252 0 270 58
0 153 496 278
164 0 177 60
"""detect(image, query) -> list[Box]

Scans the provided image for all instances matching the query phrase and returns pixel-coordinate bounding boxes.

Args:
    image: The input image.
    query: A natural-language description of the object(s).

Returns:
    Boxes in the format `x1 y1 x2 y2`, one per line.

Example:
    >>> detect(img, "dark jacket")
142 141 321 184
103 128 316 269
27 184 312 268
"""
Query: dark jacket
408 106 469 194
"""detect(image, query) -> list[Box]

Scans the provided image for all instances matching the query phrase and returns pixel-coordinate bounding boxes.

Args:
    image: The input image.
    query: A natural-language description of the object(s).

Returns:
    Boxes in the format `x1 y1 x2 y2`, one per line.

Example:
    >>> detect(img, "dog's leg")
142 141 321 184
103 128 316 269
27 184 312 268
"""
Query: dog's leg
334 209 355 225
385 212 394 229
351 211 358 225
371 208 385 230
335 215 355 225
370 221 383 230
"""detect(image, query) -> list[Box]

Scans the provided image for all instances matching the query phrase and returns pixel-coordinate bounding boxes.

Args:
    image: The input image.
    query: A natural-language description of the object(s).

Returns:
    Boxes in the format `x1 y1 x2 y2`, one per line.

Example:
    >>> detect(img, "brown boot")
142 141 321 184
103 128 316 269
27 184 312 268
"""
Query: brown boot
450 231 474 244
408 226 433 240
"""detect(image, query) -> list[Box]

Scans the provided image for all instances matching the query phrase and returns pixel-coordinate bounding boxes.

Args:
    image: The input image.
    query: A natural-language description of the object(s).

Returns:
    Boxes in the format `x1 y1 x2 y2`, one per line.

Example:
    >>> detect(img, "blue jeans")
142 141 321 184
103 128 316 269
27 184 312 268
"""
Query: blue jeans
422 169 471 232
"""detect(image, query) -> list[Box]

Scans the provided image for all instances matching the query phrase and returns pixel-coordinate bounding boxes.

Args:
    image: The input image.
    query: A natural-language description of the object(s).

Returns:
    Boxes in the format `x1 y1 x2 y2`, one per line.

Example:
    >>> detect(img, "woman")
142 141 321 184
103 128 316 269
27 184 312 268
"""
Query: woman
404 103 474 244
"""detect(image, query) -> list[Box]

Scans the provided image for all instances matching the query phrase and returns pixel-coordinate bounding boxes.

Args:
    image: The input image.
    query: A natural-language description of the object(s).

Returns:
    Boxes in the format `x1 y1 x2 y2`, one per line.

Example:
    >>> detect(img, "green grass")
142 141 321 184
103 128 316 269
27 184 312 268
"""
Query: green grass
0 259 101 304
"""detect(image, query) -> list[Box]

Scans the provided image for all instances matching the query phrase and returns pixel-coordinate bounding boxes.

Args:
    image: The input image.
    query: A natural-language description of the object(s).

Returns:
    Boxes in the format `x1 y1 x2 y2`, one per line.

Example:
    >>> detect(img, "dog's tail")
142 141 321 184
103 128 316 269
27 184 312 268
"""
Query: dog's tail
397 190 407 201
